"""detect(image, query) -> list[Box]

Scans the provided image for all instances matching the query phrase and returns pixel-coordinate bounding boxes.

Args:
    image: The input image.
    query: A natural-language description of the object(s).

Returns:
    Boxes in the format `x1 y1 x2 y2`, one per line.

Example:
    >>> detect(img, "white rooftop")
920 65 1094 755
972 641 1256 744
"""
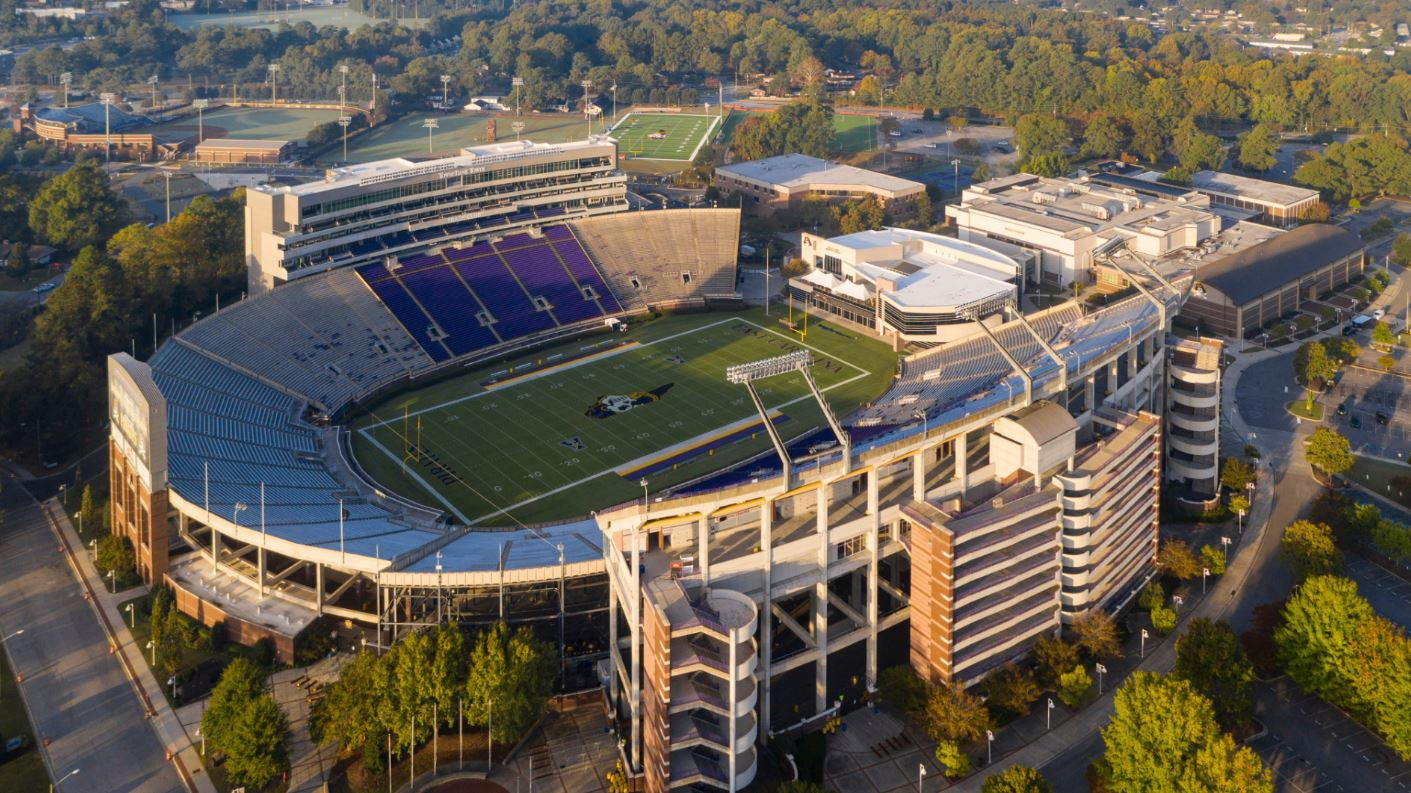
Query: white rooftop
1187 170 1320 208
807 227 1018 311
262 136 615 197
717 154 924 195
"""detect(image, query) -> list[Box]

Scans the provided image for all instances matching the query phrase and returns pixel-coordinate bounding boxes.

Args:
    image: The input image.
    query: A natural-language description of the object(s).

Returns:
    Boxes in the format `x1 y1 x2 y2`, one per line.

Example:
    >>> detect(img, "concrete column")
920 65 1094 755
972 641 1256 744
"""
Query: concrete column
315 563 324 616
211 523 221 569
698 516 710 583
956 433 969 499
728 623 739 791
759 500 773 737
258 546 267 597
814 485 830 715
866 471 880 689
1084 374 1096 414
608 581 619 710
911 450 926 501
630 527 642 771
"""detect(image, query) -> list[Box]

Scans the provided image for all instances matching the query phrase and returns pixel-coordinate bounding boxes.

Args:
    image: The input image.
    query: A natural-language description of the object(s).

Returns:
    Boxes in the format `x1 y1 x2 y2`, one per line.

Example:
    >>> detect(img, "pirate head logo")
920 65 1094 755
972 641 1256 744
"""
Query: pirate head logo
585 383 674 419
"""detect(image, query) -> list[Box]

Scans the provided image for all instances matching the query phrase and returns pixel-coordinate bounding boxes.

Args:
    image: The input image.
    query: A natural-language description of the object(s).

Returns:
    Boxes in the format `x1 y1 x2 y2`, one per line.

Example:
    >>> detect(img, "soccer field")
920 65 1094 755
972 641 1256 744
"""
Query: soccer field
611 112 719 161
352 310 897 524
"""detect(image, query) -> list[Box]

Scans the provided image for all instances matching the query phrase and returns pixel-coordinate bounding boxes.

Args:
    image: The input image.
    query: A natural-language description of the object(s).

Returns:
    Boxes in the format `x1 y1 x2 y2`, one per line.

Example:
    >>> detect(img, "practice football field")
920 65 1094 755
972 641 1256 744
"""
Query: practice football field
610 112 719 160
351 310 897 524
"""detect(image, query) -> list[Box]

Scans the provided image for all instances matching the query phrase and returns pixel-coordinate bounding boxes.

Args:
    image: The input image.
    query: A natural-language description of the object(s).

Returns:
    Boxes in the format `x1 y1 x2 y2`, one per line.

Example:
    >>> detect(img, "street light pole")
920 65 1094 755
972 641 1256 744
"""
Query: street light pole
1202 567 1210 594
100 93 114 163
339 64 349 112
51 767 80 792
163 171 172 223
1140 628 1149 659
1046 697 1055 729
917 763 925 792
338 115 352 162
60 72 71 108
1221 536 1231 565
126 603 135 628
1095 662 1107 695
440 74 450 108
986 729 994 765
192 99 208 148
267 63 280 104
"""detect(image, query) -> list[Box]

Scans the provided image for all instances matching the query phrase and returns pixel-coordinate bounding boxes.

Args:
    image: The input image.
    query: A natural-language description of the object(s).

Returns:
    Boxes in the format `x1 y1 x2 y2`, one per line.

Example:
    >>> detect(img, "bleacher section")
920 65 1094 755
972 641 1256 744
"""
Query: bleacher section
179 268 433 410
356 226 623 362
150 342 440 558
569 209 740 310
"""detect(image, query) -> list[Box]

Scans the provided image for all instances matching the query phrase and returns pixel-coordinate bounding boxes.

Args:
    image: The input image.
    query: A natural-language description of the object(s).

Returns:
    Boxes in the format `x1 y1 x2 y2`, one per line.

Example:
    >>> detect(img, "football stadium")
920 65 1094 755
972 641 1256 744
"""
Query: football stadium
609 111 720 160
109 136 1203 792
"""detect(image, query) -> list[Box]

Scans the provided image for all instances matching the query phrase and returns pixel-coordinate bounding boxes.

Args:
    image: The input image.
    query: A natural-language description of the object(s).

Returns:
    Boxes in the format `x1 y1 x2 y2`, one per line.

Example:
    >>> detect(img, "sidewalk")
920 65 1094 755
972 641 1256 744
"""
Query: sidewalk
41 498 217 793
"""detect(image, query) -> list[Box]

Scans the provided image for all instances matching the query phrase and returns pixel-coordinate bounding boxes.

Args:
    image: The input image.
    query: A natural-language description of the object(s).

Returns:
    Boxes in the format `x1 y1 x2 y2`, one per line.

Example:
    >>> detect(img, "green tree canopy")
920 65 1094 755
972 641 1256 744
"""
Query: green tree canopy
223 693 289 790
1022 151 1071 178
5 241 30 280
1173 618 1254 732
1034 634 1081 688
1304 427 1353 480
1220 457 1256 493
1071 609 1122 660
1393 233 1411 267
27 157 126 251
1280 520 1343 580
981 765 1052 793
1345 614 1411 759
1015 113 1069 159
983 662 1041 720
309 651 382 755
1275 575 1373 706
465 622 555 744
1058 665 1092 707
1101 672 1271 792
1293 340 1338 388
203 657 266 756
1235 124 1279 172
1158 540 1200 580
1080 114 1126 160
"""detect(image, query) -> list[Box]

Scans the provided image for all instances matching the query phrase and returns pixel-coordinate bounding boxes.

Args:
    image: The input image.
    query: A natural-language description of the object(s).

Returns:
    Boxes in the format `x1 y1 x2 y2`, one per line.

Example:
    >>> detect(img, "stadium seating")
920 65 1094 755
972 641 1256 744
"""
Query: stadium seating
569 209 739 309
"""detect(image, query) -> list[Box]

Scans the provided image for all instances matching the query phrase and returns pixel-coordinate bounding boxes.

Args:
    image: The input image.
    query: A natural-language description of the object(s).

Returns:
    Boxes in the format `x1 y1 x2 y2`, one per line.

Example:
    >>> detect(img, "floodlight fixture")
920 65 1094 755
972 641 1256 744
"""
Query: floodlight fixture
726 350 812 384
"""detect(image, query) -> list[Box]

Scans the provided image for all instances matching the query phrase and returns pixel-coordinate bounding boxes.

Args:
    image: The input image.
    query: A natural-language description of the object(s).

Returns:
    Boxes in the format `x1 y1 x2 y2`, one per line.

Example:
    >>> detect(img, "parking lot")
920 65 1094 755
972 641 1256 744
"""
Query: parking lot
1324 366 1411 461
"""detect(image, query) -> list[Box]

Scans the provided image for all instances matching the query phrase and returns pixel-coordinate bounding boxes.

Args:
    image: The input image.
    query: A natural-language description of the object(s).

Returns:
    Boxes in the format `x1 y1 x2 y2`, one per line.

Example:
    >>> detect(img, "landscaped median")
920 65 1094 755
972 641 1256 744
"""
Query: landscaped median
1286 395 1324 421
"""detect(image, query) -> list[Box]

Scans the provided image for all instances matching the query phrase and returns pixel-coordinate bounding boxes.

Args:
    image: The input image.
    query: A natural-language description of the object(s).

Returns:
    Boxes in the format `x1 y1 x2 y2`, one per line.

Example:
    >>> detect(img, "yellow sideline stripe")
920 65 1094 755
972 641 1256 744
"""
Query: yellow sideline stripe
483 340 639 391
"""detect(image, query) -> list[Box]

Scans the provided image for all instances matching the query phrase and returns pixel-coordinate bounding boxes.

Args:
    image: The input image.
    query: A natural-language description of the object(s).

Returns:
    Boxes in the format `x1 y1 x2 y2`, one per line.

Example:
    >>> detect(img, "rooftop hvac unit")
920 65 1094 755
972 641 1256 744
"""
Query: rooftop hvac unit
1032 191 1055 204
1082 202 1112 220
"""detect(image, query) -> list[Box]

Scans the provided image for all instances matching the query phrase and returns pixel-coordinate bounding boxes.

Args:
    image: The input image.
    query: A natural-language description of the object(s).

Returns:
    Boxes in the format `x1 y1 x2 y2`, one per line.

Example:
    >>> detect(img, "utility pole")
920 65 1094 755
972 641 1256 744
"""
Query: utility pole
193 99 208 146
339 115 352 162
100 92 115 164
423 118 438 154
267 63 280 105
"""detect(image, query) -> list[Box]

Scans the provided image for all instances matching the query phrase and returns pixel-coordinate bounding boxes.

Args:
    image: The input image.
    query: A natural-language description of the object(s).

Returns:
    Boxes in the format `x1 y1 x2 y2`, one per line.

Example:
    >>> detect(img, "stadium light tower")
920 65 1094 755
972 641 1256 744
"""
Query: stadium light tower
610 82 617 125
423 118 439 154
147 74 159 118
99 92 115 164
440 74 451 108
192 99 209 145
580 79 594 137
726 349 851 480
338 115 352 162
338 63 349 111
267 63 281 104
512 76 523 116
59 72 71 109
512 120 525 141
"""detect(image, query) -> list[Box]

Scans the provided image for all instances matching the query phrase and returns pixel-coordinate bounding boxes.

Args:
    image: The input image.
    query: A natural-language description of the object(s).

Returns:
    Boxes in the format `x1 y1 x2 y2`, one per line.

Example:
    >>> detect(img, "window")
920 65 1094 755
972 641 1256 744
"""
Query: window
533 296 551 311
836 535 867 559
680 272 692 285
629 276 642 290
581 285 598 300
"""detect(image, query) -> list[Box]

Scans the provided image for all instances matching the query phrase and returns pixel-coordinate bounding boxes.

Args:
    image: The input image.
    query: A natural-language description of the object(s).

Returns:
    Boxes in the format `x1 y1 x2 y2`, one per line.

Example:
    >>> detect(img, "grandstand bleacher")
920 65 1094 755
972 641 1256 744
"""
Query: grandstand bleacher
569 209 740 309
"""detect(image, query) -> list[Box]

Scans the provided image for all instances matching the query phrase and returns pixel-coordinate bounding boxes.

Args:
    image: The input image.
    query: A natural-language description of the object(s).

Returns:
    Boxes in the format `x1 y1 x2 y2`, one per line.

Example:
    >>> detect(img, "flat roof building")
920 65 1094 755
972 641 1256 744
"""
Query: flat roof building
1182 223 1365 338
947 173 1220 288
715 154 925 217
793 227 1026 345
243 136 628 294
194 138 294 165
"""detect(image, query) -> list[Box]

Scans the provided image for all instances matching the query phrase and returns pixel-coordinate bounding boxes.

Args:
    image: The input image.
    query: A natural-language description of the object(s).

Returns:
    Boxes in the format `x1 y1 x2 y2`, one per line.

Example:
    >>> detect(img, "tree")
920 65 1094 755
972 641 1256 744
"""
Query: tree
1022 152 1071 178
1058 665 1092 707
429 623 467 731
1173 618 1254 732
1393 233 1411 267
1373 322 1397 349
1071 610 1122 659
95 534 134 575
1345 615 1411 759
1321 336 1360 365
1150 606 1177 634
1157 540 1200 580
157 606 191 677
223 693 289 789
1379 353 1397 371
1014 113 1069 160
1080 114 1126 160
1304 427 1353 481
80 484 95 526
835 195 884 234
982 765 1052 793
936 739 971 778
309 651 382 757
1179 131 1226 172
465 622 555 744
1138 581 1165 611
5 241 31 280
926 680 988 777
1275 575 1373 707
1228 494 1249 521
203 658 266 756
1236 124 1279 172
1280 520 1343 579
27 157 126 251
983 662 1041 719
1220 457 1256 494
879 664 927 719
1200 544 1226 576
1034 634 1081 688
1101 672 1270 793
1292 340 1338 390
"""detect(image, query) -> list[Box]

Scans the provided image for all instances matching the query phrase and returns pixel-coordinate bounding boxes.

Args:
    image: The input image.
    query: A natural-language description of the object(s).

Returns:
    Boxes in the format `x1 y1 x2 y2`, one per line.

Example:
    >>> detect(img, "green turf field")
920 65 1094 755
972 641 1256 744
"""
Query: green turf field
351 309 897 523
144 106 343 145
832 113 877 153
611 112 719 161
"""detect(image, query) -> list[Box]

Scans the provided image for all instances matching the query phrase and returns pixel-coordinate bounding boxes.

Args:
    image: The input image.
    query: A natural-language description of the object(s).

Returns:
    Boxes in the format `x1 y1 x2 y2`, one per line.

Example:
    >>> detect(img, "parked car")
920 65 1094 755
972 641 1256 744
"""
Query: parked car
1337 402 1349 416
1351 415 1363 429
1373 308 1386 320
923 142 939 149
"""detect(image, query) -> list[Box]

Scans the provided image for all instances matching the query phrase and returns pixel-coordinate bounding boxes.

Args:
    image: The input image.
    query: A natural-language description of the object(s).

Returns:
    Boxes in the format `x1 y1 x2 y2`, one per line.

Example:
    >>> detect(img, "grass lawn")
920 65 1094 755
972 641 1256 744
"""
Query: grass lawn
1349 455 1411 506
1287 397 1324 421
351 308 898 523
143 106 344 145
0 649 46 793
610 112 719 161
340 112 595 164
831 113 876 154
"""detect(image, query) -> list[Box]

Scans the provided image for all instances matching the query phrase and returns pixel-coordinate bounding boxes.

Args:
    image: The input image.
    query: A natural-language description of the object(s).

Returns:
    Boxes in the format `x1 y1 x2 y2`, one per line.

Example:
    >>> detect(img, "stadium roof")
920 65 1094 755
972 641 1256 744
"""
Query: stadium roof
35 101 149 133
716 154 924 196
1196 223 1363 305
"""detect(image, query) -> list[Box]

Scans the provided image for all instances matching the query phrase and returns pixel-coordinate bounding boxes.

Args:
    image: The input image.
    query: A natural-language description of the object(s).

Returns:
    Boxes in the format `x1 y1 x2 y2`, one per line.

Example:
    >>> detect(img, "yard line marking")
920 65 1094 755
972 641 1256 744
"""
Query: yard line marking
360 430 471 524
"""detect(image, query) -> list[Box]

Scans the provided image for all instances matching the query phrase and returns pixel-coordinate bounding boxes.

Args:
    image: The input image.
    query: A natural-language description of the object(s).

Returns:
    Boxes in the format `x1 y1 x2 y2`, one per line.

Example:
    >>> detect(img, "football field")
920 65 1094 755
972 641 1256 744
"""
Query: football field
610 112 720 161
352 311 897 524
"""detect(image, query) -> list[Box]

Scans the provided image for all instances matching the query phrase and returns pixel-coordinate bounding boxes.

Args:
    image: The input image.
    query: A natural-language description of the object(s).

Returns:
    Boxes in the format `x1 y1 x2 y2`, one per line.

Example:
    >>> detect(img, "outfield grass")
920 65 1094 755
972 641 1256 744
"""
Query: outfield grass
611 112 719 161
341 112 595 163
352 309 897 523
143 106 343 145
832 113 876 153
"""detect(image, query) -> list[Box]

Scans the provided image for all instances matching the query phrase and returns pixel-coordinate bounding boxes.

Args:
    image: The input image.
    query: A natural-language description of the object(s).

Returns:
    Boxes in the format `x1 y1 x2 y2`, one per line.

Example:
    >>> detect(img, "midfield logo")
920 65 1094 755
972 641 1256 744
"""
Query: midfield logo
584 383 674 419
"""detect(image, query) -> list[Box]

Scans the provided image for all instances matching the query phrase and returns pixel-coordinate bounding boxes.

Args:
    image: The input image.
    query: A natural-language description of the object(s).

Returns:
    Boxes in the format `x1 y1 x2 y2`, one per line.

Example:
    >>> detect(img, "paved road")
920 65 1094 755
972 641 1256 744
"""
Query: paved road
0 484 184 793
